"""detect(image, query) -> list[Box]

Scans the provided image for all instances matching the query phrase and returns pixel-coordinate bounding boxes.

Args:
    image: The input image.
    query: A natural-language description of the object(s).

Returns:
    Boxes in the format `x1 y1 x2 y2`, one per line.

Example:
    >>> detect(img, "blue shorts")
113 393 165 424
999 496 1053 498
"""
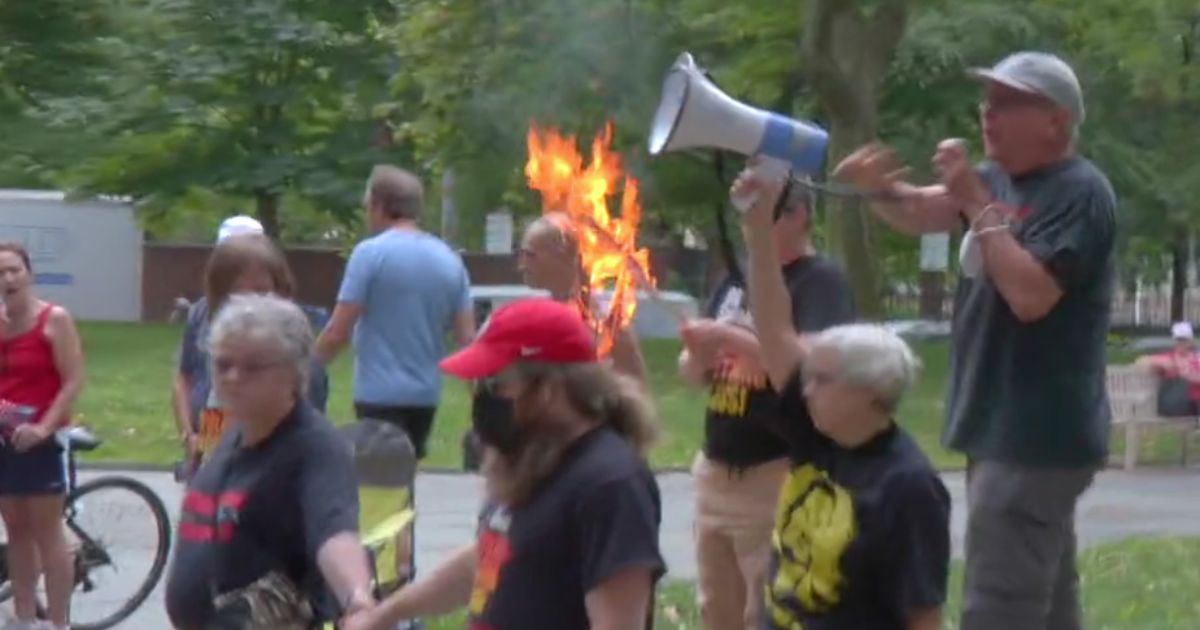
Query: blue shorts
0 438 67 496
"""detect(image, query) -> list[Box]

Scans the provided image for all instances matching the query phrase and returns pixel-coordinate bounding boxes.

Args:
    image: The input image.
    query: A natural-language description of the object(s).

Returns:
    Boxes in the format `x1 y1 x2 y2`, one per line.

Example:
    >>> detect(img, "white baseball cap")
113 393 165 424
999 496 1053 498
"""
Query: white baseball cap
216 215 264 244
1172 322 1194 340
969 51 1086 125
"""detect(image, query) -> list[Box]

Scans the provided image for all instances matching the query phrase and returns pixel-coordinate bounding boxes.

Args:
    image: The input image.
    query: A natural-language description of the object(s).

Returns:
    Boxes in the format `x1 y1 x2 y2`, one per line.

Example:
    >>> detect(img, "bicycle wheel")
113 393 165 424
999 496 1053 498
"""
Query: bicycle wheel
64 476 172 630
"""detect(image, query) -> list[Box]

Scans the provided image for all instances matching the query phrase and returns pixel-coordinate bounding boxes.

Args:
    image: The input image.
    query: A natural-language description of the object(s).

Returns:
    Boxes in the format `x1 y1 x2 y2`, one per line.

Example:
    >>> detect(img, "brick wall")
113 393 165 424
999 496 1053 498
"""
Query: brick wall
142 245 529 321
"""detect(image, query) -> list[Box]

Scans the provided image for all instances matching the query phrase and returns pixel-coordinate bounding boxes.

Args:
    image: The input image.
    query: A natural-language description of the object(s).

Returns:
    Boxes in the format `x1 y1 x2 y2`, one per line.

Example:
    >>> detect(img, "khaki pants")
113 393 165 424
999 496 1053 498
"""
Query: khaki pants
692 452 789 630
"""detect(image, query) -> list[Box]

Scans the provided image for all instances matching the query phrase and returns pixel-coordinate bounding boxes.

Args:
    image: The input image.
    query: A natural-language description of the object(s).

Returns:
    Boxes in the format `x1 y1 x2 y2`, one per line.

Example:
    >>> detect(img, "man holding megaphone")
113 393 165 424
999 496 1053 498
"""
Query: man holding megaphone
677 170 854 630
835 51 1116 630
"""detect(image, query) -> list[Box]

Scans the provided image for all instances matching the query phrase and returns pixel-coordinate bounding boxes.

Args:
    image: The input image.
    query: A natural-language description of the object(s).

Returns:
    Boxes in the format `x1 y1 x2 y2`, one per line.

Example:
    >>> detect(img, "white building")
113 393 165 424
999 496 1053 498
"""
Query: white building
0 190 143 322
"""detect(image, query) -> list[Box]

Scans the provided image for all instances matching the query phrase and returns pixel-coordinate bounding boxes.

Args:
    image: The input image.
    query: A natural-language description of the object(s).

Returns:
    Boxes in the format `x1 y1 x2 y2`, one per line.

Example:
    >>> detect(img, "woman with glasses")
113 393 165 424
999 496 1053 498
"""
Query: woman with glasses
165 294 372 629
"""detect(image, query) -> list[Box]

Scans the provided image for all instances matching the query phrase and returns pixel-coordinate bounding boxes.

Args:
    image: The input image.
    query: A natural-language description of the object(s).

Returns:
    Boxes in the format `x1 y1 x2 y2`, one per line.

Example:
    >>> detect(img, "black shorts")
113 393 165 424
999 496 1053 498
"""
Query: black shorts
0 438 67 496
353 404 436 460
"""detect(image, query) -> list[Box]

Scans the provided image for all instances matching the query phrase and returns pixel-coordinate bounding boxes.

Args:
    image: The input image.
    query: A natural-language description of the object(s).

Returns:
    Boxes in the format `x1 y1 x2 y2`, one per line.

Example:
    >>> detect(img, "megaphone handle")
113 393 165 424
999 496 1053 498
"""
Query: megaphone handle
731 156 790 213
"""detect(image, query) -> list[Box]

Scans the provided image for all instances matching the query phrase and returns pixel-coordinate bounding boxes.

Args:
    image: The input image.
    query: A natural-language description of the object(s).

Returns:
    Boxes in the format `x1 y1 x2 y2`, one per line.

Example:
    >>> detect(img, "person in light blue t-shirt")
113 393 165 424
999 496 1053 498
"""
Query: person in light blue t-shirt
316 165 476 460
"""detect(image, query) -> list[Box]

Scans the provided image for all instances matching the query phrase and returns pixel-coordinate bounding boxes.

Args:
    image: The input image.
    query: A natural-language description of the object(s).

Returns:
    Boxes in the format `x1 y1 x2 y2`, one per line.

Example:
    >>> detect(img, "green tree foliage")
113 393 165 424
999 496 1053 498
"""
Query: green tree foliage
2 0 1197 309
0 1 123 187
38 0 403 239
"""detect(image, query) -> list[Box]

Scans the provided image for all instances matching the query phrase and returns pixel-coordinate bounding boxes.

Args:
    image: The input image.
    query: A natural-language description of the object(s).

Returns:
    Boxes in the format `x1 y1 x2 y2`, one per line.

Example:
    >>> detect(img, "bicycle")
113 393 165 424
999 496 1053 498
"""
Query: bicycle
0 426 172 630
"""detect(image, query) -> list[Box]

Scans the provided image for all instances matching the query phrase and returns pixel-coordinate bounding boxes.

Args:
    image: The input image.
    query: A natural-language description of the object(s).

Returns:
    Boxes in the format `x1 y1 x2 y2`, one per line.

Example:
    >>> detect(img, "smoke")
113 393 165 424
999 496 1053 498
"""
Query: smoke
454 0 676 188
475 1 668 133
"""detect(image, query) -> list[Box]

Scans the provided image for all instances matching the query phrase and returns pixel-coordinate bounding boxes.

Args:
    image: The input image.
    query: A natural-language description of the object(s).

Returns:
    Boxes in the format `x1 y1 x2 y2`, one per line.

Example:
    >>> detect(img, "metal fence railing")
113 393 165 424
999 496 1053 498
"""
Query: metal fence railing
884 288 1200 330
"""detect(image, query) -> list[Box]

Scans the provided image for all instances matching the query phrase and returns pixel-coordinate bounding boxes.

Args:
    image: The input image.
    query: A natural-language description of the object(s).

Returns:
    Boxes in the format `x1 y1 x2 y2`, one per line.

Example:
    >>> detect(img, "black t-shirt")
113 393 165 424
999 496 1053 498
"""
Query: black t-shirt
764 370 950 630
945 156 1117 467
165 402 360 630
703 255 856 468
467 428 665 630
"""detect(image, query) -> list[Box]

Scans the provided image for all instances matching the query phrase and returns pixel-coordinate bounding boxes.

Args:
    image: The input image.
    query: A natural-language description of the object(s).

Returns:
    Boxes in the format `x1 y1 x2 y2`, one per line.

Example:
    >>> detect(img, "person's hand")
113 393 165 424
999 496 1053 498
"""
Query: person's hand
933 139 992 221
335 586 377 630
833 141 911 195
680 318 730 364
11 422 52 452
182 431 198 459
730 161 786 235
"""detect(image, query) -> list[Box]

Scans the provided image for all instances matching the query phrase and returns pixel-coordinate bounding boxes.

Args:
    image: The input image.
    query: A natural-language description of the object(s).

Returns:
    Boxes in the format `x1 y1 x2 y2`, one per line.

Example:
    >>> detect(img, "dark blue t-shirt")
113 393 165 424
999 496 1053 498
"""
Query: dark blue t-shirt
164 402 359 629
944 156 1117 466
764 371 950 630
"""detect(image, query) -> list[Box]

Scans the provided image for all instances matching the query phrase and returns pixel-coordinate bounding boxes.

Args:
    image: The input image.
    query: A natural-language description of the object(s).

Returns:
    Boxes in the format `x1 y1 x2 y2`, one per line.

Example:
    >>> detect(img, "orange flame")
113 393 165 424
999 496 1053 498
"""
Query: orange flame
524 121 655 356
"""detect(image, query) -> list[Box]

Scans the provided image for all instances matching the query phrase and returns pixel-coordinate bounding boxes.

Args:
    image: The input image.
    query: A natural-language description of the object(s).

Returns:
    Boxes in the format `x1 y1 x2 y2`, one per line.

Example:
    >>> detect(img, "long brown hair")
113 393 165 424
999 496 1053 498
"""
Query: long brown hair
483 361 658 505
0 242 32 272
204 235 295 321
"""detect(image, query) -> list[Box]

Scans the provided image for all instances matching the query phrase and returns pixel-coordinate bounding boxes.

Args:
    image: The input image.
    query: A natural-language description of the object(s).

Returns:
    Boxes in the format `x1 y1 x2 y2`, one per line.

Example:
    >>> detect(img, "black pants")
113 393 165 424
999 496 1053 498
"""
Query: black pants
353 403 436 460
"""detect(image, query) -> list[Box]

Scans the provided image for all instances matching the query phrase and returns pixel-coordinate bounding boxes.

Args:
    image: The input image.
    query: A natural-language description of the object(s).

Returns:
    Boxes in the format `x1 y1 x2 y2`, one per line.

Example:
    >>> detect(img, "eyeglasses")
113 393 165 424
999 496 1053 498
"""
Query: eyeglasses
212 357 288 378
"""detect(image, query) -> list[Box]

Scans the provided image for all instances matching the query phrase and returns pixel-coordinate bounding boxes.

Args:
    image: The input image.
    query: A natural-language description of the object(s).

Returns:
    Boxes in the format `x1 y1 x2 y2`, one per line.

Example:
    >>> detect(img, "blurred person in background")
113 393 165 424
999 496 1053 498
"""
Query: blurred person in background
172 224 329 480
316 166 474 628
317 165 474 461
0 242 86 630
463 213 648 471
1137 321 1200 416
518 212 647 381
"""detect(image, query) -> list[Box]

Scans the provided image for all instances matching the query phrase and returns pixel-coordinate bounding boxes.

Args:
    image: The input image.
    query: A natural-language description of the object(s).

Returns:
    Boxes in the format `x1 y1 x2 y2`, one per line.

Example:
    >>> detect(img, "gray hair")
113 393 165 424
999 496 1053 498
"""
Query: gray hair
811 323 920 412
207 293 313 396
367 165 424 220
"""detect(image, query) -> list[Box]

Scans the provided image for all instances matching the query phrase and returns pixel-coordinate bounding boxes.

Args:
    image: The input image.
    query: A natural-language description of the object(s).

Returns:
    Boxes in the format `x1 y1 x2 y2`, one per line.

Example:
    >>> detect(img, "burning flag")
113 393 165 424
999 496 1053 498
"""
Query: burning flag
524 121 655 357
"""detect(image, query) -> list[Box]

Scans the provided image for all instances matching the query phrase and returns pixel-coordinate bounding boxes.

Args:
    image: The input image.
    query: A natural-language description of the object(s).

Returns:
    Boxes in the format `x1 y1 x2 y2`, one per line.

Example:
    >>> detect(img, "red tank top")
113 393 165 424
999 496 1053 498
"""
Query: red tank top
0 305 63 424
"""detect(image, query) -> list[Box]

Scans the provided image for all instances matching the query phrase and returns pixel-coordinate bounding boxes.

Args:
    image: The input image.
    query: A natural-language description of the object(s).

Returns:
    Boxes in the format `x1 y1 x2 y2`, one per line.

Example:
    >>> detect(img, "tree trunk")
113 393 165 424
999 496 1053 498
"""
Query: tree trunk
255 189 281 239
825 117 882 316
1171 227 1188 323
803 0 909 319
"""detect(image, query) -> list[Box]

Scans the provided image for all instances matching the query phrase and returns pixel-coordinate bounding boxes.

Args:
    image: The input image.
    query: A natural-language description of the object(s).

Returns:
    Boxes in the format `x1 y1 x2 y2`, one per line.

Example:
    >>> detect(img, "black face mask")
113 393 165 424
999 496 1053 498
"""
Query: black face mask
472 382 524 457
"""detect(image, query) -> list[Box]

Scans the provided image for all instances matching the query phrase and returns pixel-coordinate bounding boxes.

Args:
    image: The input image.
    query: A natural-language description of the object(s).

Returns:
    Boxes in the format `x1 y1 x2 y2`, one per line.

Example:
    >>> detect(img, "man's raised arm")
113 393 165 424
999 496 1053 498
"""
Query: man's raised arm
833 142 961 236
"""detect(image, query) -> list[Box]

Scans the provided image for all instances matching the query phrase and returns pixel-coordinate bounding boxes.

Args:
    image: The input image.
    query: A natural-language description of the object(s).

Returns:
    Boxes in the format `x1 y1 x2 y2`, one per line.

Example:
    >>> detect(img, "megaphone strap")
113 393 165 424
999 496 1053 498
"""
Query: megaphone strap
712 152 745 286
772 175 795 222
790 178 903 201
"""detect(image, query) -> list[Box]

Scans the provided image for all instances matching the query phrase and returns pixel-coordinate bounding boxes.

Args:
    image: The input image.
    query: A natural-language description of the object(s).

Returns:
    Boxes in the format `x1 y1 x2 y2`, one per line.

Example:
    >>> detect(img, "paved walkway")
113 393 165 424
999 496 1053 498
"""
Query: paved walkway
12 467 1200 629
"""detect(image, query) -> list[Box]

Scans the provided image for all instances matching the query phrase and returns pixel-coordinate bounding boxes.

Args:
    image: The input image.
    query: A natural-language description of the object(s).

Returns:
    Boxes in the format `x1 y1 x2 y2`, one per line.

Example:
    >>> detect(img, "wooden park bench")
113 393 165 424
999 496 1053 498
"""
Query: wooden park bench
1106 364 1200 469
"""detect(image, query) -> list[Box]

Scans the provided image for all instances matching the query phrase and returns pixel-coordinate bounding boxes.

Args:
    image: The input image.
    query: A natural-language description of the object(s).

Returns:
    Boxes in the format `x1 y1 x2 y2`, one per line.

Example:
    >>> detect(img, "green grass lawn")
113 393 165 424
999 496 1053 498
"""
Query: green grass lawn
418 536 1200 629
74 321 1189 470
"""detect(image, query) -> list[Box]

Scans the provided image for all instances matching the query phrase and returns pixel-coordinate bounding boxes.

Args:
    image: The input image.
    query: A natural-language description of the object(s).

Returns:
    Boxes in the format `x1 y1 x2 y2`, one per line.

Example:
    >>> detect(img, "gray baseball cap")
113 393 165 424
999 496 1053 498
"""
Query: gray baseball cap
969 51 1085 125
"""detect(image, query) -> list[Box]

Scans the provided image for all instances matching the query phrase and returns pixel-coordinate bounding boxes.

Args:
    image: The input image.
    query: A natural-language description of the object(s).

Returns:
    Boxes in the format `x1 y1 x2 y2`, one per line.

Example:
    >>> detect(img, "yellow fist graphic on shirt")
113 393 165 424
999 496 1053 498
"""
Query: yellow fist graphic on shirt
768 464 856 628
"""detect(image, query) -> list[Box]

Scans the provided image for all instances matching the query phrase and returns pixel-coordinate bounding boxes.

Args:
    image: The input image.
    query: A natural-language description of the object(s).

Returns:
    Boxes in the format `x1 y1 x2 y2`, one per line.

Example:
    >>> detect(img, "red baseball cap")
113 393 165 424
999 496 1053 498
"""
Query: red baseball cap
440 298 597 379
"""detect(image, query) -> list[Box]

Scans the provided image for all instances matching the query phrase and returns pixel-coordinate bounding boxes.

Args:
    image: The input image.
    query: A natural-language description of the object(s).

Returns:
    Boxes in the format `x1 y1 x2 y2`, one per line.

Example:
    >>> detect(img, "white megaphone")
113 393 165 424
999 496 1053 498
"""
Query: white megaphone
648 52 829 211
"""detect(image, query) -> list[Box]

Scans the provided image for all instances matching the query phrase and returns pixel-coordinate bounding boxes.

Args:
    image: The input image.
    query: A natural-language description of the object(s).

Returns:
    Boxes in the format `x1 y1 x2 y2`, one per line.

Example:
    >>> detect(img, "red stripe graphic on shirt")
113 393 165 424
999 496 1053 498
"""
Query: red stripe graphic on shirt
180 521 213 542
183 492 216 516
179 490 247 543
